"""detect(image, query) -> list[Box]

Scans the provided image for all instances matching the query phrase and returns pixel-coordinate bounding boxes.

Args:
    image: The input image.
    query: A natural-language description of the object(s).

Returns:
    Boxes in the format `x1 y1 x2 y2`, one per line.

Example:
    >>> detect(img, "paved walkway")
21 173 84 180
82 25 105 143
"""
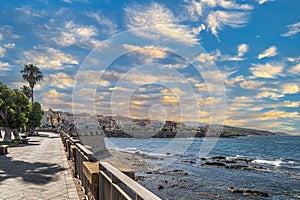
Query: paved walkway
0 132 79 200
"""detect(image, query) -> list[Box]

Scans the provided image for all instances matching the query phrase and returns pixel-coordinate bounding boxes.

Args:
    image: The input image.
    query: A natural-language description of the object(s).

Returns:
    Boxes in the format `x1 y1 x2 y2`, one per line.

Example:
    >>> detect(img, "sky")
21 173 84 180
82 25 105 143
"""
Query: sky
0 0 300 135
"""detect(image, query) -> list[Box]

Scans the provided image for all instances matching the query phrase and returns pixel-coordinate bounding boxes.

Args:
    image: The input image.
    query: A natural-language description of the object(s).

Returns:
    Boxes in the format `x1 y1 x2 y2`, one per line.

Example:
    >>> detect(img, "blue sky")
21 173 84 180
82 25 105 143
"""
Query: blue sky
0 0 300 134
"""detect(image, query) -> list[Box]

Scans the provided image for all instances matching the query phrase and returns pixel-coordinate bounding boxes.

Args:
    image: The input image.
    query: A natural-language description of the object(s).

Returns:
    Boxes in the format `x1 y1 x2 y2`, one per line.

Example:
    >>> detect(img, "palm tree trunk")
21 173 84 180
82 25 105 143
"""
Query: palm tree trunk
31 86 34 103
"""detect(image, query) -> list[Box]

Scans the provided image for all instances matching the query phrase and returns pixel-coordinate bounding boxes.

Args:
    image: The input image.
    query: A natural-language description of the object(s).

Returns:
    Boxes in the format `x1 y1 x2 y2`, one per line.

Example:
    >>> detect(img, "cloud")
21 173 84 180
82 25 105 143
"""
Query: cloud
87 11 118 35
185 0 204 20
239 79 263 89
257 110 299 121
225 75 244 86
3 43 15 48
250 63 283 78
281 21 300 37
122 44 168 62
196 50 220 64
256 91 283 100
185 0 253 21
256 0 274 5
283 101 300 108
16 6 46 17
0 61 9 67
282 84 299 94
287 56 300 62
51 21 100 48
125 3 198 45
0 47 5 57
0 33 3 41
289 63 300 74
206 11 249 37
258 46 277 59
237 43 249 57
44 72 74 89
45 89 67 99
22 46 79 70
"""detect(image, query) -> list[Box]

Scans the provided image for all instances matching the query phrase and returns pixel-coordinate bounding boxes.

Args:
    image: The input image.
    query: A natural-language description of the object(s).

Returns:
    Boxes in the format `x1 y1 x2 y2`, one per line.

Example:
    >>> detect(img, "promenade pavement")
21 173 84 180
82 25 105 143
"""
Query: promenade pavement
0 132 79 200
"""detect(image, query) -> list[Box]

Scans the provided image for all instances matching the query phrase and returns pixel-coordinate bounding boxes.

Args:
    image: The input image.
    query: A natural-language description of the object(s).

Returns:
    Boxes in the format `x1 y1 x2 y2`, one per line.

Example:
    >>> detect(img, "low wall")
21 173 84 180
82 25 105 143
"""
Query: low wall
60 131 160 200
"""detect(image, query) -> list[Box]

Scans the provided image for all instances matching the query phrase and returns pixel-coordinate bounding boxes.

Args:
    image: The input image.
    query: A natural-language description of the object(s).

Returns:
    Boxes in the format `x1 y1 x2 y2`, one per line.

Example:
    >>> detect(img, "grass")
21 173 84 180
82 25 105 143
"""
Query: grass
0 141 18 147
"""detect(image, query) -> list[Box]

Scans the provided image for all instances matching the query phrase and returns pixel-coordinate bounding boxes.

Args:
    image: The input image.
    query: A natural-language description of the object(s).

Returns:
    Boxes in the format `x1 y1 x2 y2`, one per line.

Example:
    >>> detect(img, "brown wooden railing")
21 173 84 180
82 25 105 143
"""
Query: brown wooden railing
60 131 161 200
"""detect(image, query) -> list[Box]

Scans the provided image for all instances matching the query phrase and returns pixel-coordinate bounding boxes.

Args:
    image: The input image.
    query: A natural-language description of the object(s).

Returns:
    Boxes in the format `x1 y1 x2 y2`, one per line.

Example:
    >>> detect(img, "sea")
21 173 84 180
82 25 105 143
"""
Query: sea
105 136 300 199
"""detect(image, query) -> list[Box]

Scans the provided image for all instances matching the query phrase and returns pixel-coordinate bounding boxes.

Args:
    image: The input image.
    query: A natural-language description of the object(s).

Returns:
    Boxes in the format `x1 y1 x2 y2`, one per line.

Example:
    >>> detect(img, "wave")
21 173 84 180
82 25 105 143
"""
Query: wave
108 146 179 158
252 159 284 167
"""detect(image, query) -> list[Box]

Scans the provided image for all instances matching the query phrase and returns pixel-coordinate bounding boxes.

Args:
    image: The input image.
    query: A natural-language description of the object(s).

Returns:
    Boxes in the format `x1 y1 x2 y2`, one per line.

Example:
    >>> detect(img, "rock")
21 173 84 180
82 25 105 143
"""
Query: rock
211 156 226 160
170 169 188 175
157 184 164 190
227 187 269 197
201 162 226 167
135 176 146 181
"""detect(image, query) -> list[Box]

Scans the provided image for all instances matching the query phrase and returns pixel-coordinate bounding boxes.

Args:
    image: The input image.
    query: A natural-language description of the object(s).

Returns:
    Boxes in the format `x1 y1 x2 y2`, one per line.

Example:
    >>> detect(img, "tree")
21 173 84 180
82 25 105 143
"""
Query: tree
20 85 32 99
0 83 30 141
20 64 43 103
27 102 44 131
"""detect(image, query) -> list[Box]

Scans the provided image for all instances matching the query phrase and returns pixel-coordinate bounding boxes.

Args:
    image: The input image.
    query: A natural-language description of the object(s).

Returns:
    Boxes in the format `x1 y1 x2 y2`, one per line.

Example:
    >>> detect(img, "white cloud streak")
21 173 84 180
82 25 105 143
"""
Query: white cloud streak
256 0 274 5
87 11 118 35
22 46 79 70
125 3 198 44
206 11 249 37
282 22 300 37
258 46 277 59
250 63 283 78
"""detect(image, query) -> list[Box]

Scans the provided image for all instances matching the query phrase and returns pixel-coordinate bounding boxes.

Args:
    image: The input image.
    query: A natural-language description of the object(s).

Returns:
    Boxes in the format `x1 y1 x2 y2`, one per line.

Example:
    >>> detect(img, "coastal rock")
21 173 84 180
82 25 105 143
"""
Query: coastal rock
157 184 164 190
227 186 269 197
201 162 226 167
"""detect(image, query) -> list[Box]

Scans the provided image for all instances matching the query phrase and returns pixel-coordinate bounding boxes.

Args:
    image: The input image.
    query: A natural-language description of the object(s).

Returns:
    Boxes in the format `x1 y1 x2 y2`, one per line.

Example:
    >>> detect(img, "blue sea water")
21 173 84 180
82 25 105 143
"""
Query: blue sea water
105 136 300 199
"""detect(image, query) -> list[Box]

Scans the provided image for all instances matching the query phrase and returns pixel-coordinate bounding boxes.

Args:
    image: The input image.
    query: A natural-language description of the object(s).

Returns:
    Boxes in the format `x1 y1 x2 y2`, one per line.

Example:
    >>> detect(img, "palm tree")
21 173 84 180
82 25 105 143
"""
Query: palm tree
20 64 43 103
20 85 32 99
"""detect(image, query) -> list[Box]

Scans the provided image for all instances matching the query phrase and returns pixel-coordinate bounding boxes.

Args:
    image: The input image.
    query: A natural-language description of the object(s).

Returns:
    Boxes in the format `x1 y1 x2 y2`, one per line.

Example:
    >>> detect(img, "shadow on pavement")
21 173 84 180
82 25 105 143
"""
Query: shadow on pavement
0 155 66 185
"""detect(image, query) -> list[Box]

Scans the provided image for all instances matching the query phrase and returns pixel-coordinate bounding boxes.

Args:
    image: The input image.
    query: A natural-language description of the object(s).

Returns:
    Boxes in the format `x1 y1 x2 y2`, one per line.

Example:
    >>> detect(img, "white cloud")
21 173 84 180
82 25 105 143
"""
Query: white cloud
0 47 5 57
237 43 249 57
185 0 204 20
256 0 274 5
0 61 9 67
282 22 300 37
3 43 15 48
206 11 249 37
239 79 263 89
125 3 198 45
258 46 277 59
289 63 300 74
282 84 300 94
87 11 118 35
196 50 220 63
257 110 299 121
22 46 79 70
287 56 300 62
283 101 300 108
44 72 74 89
51 21 100 48
61 0 72 3
16 6 46 17
250 63 283 78
256 91 283 100
0 33 3 41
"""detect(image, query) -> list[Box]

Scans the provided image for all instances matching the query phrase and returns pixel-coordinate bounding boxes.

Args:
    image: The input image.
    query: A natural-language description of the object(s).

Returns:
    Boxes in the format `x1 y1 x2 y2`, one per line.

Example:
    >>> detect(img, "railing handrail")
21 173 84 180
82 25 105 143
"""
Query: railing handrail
99 162 161 200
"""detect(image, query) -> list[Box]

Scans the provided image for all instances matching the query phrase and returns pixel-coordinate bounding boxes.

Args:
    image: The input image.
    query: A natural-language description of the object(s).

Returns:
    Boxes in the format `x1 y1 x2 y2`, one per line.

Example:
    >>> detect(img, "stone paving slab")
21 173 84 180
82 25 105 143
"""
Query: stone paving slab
0 132 79 200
